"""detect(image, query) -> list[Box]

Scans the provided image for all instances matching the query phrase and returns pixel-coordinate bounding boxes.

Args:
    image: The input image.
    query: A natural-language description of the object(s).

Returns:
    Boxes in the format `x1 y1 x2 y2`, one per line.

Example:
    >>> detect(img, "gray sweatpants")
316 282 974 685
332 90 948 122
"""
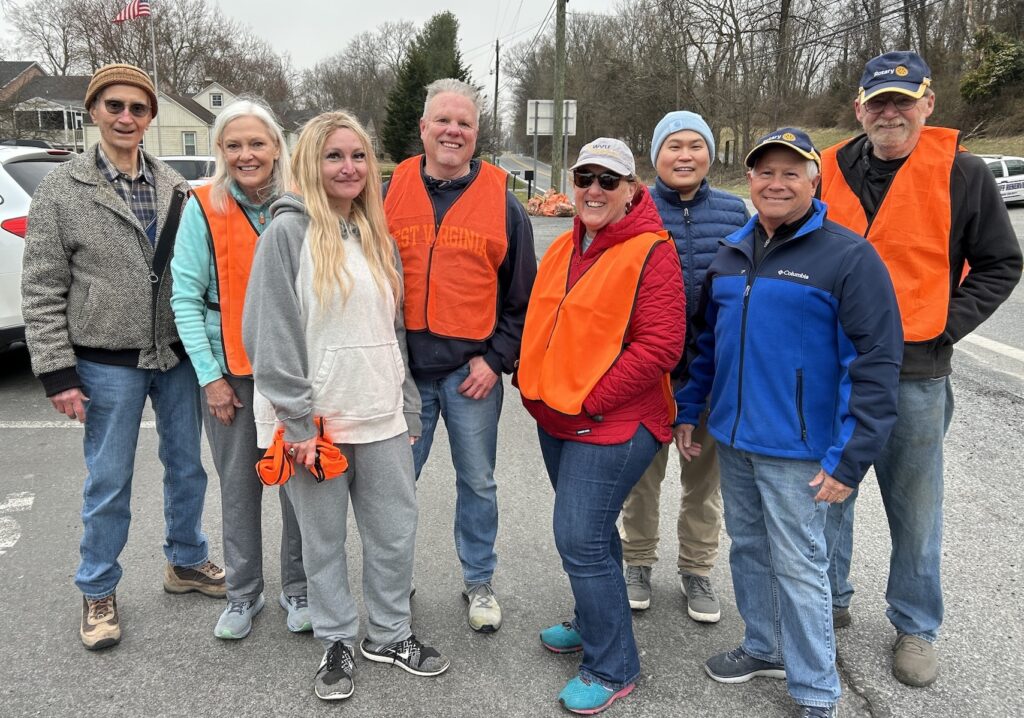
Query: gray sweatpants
284 432 416 648
202 375 306 601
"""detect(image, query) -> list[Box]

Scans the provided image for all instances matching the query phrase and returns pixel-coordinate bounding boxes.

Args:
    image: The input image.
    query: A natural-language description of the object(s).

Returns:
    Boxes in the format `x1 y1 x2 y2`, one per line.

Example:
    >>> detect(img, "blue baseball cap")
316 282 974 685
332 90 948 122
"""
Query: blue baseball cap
859 51 931 102
744 127 820 168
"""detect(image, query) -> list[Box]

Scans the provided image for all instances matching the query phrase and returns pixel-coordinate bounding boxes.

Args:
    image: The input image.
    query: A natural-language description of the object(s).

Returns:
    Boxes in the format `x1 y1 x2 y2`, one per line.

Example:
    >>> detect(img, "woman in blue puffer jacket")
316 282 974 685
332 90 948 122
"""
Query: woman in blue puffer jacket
620 111 748 622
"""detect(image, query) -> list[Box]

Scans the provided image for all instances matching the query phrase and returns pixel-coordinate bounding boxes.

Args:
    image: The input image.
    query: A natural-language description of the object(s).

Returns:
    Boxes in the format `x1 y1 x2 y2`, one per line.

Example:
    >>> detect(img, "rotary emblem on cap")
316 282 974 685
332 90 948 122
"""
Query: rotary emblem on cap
782 132 796 141
895 65 909 76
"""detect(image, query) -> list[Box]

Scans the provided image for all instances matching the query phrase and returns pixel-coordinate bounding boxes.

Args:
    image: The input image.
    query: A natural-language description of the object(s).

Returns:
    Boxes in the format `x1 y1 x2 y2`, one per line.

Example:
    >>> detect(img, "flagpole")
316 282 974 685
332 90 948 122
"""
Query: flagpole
148 6 162 154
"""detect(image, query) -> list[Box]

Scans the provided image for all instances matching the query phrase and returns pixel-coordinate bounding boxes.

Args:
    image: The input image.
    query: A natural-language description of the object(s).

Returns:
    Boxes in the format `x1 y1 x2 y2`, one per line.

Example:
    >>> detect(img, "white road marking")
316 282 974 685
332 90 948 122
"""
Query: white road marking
962 334 1024 364
0 420 156 429
0 491 35 557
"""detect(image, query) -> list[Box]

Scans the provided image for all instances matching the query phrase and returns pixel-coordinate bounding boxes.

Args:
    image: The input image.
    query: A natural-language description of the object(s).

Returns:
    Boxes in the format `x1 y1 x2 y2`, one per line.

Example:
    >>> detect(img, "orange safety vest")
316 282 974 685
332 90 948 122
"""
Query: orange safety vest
384 156 508 341
518 229 675 420
820 127 958 342
193 184 259 376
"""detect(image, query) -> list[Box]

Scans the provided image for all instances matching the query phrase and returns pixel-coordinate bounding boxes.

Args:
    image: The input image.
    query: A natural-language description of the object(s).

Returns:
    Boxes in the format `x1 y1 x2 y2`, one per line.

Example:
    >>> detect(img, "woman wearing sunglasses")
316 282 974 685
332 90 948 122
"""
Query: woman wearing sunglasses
242 112 449 702
517 138 686 715
171 98 310 640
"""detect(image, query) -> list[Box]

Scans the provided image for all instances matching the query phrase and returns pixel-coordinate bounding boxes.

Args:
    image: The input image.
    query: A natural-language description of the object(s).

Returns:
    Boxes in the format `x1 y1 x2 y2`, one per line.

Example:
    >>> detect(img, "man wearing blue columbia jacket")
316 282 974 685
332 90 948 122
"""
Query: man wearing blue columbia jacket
674 128 903 718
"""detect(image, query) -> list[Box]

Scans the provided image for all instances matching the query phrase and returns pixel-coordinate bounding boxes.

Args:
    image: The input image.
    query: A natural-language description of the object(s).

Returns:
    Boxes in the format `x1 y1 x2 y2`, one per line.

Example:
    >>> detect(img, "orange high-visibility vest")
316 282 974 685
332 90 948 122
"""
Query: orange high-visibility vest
384 157 508 341
193 184 259 376
820 127 959 342
518 229 674 418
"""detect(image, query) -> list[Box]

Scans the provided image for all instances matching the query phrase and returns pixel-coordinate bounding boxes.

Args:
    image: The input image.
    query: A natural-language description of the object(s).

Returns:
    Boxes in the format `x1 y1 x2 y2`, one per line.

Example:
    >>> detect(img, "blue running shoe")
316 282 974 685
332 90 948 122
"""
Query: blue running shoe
558 676 634 715
540 621 583 654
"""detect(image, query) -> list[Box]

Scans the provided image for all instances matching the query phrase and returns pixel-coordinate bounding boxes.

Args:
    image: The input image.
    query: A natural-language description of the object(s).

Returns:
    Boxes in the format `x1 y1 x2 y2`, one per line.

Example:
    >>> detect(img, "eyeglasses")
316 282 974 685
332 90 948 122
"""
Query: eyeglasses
103 99 151 118
862 95 921 114
573 170 628 191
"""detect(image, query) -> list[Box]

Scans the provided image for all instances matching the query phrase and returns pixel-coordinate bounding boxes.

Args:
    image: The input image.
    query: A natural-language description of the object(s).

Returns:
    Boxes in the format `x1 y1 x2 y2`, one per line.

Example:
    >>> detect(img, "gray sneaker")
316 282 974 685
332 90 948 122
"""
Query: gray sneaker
279 592 312 633
214 593 265 639
463 583 502 632
679 572 721 623
625 565 652 610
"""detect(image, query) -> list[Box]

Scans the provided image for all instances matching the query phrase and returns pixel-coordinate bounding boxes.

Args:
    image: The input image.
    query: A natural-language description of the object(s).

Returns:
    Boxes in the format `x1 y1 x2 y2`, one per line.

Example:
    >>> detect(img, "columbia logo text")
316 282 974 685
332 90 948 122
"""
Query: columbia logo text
778 269 810 280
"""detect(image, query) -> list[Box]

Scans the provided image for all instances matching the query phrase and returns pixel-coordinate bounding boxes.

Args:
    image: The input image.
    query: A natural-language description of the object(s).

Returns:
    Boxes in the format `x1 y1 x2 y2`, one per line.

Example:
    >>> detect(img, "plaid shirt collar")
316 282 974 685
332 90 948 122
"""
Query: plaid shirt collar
95 144 155 187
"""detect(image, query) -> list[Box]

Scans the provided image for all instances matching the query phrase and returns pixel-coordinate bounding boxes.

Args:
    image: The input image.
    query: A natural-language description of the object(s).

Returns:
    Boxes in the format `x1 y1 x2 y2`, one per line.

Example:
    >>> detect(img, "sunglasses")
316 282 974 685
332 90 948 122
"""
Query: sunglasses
103 99 151 118
862 95 920 114
573 170 628 191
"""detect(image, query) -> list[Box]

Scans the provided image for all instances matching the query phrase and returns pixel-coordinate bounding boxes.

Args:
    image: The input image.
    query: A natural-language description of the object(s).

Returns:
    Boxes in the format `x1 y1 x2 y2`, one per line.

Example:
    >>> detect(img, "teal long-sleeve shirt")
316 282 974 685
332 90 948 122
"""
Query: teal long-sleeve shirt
170 182 275 387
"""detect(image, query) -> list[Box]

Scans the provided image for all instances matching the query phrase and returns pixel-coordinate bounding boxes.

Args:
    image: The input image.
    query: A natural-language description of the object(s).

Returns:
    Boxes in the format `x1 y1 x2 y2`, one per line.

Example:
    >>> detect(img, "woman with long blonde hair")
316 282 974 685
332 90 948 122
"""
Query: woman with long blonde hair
242 111 449 702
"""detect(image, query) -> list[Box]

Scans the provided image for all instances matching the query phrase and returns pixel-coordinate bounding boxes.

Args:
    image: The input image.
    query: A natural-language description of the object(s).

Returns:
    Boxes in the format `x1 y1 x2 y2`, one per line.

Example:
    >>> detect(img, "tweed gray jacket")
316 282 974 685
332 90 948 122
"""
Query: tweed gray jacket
22 144 191 395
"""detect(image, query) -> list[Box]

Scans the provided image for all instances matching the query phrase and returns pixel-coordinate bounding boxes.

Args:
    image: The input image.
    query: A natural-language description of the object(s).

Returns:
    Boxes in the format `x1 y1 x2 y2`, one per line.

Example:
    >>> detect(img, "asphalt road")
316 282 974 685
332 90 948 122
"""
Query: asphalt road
0 207 1022 717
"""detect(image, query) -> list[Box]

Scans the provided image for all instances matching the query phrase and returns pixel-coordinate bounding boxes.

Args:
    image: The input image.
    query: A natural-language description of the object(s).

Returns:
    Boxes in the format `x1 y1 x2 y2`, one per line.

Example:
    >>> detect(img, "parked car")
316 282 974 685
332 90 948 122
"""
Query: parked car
981 154 1024 204
0 146 74 350
158 155 215 188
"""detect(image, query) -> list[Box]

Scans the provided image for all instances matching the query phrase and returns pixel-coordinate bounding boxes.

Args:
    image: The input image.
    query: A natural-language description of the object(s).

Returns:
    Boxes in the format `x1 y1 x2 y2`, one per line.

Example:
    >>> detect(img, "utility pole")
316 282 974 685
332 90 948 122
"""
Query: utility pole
550 0 567 194
493 38 500 164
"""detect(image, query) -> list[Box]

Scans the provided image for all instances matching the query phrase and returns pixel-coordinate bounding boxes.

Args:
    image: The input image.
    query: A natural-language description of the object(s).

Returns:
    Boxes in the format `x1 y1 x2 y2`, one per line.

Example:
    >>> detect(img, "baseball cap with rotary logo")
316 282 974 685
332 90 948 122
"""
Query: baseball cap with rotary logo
744 127 820 168
858 51 932 102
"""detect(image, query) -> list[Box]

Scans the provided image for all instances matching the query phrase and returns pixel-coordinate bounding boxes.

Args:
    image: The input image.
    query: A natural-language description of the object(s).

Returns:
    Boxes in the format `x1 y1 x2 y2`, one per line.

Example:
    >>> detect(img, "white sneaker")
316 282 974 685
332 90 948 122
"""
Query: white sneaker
462 583 502 633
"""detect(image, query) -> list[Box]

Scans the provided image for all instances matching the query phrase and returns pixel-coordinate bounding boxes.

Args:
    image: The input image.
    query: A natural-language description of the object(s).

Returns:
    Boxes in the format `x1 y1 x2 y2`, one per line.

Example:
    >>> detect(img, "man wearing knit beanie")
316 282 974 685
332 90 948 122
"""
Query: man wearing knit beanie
620 110 747 624
21 62 224 651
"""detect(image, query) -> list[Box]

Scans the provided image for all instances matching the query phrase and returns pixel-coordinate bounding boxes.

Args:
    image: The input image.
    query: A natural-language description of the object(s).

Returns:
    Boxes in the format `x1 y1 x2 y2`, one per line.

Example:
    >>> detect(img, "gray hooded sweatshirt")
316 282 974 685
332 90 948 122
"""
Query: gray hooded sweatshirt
242 193 421 448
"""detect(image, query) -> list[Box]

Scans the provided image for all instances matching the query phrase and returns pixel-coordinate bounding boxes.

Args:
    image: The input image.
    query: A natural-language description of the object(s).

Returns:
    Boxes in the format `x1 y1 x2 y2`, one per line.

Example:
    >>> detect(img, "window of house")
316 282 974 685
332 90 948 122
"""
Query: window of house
210 93 223 108
182 131 197 156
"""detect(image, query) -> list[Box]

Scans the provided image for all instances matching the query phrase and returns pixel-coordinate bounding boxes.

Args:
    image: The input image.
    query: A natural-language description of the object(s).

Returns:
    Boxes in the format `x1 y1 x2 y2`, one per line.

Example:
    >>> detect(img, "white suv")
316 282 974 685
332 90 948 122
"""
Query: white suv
0 146 73 350
159 155 215 188
981 154 1024 204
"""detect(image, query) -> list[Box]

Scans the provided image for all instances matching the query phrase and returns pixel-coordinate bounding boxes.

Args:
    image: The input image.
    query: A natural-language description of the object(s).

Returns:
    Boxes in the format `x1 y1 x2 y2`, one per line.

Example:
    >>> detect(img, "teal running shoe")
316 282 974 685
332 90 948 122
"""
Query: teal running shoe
558 675 635 715
540 621 583 654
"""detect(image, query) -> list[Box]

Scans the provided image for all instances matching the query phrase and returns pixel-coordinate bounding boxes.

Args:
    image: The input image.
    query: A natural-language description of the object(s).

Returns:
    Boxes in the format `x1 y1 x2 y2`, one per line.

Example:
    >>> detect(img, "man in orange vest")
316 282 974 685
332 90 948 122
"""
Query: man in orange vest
820 51 1022 688
383 78 537 634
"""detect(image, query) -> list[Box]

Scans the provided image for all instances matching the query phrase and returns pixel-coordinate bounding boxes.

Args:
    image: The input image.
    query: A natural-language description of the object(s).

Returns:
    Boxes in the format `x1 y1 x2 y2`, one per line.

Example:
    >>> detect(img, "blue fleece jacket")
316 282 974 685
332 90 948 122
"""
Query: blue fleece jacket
676 199 903 487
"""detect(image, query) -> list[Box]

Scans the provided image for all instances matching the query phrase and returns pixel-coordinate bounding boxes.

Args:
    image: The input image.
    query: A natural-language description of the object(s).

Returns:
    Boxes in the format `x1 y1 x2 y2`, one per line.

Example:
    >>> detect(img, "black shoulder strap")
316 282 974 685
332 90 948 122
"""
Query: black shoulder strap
150 188 188 300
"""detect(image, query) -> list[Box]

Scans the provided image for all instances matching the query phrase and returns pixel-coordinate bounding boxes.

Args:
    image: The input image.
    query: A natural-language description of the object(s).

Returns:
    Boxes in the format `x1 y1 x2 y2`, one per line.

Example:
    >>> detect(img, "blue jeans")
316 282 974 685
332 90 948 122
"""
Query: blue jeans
412 362 502 586
76 358 210 599
718 444 839 708
825 376 953 642
538 425 659 691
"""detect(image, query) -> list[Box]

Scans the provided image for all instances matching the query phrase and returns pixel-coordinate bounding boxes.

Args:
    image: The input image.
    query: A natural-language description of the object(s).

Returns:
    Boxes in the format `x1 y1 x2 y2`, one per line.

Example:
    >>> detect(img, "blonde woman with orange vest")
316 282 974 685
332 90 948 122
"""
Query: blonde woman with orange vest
170 99 309 640
241 112 449 702
517 138 686 715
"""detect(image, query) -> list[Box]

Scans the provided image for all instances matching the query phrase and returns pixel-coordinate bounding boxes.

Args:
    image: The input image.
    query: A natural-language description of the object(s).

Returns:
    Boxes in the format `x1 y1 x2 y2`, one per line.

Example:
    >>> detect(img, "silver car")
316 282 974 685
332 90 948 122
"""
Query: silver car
982 154 1024 204
158 155 215 188
0 146 73 350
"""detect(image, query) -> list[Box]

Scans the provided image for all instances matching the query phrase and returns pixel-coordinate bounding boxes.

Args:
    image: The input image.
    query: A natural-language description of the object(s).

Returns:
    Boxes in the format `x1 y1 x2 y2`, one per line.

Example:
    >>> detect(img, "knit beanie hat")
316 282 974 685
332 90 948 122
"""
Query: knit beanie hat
650 111 715 166
85 63 158 117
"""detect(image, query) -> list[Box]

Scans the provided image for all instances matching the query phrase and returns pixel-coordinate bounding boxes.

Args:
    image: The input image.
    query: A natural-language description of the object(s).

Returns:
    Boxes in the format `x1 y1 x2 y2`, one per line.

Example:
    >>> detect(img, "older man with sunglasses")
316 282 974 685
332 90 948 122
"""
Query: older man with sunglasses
22 64 224 651
820 51 1022 687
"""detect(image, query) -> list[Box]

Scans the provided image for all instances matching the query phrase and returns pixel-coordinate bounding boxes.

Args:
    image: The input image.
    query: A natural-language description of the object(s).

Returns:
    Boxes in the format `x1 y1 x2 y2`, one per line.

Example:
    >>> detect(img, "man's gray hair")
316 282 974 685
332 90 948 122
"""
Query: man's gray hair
805 160 819 181
422 78 481 123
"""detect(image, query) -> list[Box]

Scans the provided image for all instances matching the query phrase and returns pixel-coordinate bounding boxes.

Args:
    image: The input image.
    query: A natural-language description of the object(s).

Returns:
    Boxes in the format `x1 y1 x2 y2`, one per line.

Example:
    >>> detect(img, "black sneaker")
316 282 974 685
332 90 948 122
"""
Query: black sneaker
833 606 852 629
314 641 355 700
705 646 786 683
359 634 450 677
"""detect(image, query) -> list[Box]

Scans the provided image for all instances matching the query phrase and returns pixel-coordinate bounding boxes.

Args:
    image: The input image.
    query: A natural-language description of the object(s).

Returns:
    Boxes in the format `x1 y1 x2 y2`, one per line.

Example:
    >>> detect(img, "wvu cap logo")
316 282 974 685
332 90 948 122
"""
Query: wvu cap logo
782 132 796 141
895 65 909 77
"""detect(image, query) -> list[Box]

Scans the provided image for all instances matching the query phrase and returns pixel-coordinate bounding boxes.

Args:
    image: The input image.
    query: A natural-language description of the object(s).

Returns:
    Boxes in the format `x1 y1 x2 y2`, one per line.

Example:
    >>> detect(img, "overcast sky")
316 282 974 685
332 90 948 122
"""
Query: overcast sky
213 0 618 89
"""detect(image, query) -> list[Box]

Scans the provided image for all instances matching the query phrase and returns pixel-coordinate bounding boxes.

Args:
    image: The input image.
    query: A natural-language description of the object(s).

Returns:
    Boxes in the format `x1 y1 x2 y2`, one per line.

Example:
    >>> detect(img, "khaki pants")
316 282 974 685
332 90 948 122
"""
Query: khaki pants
619 422 722 575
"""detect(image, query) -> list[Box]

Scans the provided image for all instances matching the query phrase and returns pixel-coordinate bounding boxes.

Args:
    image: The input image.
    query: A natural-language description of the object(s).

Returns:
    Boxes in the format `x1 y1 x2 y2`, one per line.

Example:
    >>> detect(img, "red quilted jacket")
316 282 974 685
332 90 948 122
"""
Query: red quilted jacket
521 184 686 444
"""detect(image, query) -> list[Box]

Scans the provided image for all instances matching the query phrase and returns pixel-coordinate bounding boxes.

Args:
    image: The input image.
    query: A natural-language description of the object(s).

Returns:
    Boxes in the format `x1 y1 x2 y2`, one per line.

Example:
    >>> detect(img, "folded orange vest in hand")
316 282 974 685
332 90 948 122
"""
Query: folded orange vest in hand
256 417 348 486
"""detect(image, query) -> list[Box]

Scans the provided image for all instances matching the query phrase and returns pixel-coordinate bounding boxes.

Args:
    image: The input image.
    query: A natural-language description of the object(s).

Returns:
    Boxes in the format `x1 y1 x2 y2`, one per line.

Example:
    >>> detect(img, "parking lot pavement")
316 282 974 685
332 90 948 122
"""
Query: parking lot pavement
1 209 1022 716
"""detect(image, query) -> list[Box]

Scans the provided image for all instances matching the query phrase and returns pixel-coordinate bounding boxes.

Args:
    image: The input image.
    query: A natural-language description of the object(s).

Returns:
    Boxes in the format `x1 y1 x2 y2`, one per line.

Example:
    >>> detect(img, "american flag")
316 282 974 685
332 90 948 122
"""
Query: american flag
112 0 150 23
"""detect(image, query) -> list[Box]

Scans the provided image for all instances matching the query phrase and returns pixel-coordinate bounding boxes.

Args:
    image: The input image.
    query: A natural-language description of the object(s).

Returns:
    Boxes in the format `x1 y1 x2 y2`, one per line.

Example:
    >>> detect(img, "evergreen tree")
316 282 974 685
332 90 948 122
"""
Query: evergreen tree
381 11 472 162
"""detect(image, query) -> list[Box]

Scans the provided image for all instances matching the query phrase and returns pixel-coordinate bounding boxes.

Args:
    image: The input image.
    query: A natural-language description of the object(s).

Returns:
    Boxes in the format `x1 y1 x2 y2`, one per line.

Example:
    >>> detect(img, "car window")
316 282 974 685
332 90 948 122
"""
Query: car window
164 159 214 181
1004 159 1024 176
987 161 1005 179
3 158 71 195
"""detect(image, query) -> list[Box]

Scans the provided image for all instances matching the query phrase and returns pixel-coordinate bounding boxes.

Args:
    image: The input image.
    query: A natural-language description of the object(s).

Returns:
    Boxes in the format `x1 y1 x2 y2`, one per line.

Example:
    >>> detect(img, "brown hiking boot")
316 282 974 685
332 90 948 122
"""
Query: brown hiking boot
81 594 120 650
892 633 938 687
163 560 226 598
